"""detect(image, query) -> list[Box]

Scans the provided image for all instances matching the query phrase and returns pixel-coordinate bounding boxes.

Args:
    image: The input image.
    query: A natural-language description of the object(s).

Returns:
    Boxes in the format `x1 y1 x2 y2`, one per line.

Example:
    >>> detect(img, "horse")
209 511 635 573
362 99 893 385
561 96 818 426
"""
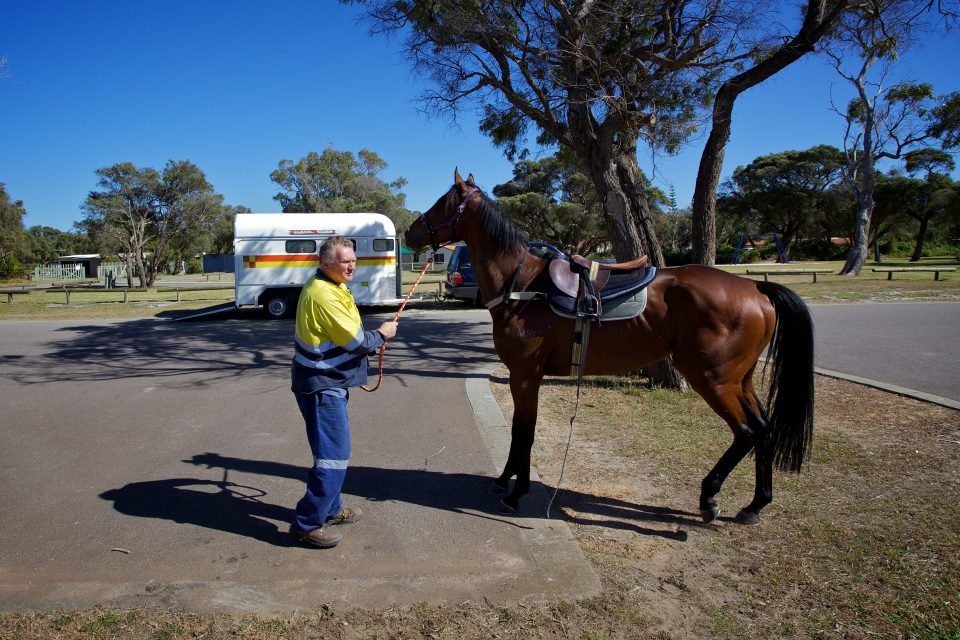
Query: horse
405 170 815 525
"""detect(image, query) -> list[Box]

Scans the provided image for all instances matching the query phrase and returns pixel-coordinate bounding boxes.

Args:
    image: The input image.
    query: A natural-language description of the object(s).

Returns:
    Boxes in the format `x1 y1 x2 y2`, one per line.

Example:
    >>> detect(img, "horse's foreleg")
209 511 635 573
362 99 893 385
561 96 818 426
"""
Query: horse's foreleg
490 370 542 513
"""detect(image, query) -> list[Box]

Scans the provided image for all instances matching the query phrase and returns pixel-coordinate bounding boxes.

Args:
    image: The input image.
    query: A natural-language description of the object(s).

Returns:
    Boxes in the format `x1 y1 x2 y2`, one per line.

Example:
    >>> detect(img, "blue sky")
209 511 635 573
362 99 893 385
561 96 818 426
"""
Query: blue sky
2 2 959 232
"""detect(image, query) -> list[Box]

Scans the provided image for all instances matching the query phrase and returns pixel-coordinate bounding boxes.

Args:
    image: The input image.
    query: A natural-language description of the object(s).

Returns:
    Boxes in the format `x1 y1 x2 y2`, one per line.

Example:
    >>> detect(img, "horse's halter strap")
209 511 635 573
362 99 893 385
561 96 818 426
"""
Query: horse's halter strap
421 187 479 251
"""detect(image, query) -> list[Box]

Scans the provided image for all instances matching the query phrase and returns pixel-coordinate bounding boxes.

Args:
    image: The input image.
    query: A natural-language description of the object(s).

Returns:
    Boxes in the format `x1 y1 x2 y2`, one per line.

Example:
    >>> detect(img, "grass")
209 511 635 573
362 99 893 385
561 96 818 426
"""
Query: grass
0 269 451 321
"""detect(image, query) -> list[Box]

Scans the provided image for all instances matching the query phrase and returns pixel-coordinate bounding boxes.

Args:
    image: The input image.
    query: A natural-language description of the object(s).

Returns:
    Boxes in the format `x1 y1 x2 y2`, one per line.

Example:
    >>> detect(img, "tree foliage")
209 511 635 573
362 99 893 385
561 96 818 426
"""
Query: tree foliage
492 153 608 256
718 146 847 261
875 173 959 261
270 148 413 232
79 161 224 287
0 182 29 277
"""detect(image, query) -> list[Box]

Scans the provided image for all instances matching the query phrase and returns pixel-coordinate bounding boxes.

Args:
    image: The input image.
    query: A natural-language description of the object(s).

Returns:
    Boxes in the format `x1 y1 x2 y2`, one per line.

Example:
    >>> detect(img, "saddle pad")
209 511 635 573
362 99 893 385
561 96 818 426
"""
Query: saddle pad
548 266 656 320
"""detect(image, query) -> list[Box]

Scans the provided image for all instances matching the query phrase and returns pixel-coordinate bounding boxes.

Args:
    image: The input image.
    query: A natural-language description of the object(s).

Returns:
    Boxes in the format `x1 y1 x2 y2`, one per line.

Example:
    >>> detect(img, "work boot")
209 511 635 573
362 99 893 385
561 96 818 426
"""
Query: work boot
327 505 363 525
289 524 341 548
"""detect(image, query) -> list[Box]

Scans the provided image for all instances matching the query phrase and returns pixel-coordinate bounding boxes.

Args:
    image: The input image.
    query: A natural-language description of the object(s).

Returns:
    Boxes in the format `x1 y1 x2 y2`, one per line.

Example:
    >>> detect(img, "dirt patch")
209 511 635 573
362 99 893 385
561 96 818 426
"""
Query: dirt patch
489 370 960 639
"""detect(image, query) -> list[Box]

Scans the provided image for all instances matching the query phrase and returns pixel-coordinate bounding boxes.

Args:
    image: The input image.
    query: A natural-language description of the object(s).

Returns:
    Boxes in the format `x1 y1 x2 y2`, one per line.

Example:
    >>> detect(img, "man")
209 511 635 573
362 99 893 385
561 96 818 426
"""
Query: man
289 235 398 548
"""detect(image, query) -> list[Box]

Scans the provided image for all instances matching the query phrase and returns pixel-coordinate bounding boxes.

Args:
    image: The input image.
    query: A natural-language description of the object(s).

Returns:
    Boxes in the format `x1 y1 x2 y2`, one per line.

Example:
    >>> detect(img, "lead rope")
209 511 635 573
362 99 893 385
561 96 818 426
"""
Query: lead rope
361 258 433 393
546 318 591 518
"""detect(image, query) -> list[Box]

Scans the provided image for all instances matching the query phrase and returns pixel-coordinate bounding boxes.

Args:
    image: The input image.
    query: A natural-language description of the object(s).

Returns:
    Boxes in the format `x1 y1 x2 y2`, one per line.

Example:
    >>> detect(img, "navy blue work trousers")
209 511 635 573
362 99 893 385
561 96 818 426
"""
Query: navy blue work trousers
292 390 350 532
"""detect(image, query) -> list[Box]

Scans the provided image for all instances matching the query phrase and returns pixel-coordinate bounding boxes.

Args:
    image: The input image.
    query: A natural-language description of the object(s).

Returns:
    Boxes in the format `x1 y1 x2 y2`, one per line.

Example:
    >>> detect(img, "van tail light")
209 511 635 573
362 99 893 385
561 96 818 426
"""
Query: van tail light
451 272 464 285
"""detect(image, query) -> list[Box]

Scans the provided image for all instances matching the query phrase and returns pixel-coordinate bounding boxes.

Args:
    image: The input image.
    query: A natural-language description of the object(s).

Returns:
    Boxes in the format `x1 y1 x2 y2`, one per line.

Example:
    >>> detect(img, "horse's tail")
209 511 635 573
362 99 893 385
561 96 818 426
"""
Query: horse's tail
757 281 815 473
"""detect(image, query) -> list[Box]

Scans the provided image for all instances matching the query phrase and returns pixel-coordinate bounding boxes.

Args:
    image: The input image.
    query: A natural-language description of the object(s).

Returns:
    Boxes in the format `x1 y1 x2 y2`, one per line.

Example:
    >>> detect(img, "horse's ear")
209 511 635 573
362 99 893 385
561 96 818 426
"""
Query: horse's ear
466 173 475 185
454 168 465 188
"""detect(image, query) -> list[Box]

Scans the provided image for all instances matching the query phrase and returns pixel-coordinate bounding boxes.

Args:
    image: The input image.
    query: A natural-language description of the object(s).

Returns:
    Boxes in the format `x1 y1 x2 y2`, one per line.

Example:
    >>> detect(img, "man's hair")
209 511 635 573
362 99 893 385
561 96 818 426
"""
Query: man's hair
319 236 354 266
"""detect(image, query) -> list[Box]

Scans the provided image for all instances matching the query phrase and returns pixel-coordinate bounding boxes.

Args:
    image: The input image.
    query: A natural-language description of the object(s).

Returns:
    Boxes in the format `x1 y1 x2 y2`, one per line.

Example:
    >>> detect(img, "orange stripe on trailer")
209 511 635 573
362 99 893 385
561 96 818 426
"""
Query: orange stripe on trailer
242 255 395 268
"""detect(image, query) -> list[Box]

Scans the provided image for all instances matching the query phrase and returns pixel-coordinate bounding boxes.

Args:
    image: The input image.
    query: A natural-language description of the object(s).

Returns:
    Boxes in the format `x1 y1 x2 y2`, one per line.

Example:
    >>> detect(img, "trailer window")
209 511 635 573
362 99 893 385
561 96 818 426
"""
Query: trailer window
286 240 317 253
373 238 395 252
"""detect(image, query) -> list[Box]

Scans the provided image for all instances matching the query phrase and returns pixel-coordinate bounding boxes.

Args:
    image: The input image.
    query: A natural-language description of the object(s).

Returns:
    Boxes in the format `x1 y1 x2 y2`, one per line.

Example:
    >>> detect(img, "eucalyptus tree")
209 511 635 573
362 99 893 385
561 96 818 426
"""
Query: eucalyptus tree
492 153 608 256
691 0 849 264
80 161 223 287
350 1 780 266
822 0 959 274
718 145 846 261
270 148 413 232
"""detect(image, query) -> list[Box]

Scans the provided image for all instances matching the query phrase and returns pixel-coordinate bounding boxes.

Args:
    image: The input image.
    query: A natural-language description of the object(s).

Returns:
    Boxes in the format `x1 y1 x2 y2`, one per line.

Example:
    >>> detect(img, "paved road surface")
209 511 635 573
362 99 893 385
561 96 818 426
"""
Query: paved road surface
810 302 960 407
0 309 598 612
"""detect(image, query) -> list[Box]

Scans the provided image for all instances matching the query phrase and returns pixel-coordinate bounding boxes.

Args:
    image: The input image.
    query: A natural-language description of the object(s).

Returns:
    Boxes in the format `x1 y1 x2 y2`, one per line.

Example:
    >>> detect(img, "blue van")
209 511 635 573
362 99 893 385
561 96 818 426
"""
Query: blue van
444 245 482 305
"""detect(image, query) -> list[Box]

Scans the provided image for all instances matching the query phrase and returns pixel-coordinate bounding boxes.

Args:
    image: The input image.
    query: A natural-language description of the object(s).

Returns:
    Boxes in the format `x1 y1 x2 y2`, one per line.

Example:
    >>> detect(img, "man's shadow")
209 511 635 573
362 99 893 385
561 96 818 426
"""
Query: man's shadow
100 453 707 547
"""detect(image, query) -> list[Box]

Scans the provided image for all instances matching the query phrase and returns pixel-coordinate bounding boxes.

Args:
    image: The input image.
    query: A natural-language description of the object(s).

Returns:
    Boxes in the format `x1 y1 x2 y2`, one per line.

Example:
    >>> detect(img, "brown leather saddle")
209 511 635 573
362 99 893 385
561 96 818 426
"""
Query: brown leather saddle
546 254 652 318
548 255 650 298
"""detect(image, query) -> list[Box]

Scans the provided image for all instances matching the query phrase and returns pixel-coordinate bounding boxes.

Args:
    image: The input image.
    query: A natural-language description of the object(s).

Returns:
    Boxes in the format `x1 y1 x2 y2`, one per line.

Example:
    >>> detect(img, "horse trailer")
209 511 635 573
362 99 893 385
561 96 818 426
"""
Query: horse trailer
234 213 403 318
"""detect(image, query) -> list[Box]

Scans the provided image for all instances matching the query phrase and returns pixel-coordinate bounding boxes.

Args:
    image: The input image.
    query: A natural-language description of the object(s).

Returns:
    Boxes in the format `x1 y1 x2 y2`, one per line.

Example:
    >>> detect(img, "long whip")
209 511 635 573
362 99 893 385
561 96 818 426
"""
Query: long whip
361 258 433 392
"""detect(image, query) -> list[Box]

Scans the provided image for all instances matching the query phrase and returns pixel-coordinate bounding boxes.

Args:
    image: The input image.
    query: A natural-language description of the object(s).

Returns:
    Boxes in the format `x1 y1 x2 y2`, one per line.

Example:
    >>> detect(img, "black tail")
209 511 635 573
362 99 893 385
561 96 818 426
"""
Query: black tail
757 281 815 472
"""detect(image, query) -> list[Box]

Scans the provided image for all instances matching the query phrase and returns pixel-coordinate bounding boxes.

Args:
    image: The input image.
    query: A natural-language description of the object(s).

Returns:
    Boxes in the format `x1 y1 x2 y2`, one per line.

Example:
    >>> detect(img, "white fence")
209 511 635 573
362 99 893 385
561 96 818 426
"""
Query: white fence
34 263 85 282
98 261 128 286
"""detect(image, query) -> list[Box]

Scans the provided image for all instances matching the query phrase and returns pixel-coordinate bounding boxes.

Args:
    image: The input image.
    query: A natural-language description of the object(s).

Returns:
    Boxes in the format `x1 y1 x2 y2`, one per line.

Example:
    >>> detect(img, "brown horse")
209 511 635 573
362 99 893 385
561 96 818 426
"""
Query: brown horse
406 170 815 524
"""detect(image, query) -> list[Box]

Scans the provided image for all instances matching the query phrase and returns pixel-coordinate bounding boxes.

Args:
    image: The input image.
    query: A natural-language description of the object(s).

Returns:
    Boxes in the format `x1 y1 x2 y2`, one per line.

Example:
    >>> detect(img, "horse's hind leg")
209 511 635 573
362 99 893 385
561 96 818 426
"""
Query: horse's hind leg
699 430 752 523
489 368 542 513
693 382 772 525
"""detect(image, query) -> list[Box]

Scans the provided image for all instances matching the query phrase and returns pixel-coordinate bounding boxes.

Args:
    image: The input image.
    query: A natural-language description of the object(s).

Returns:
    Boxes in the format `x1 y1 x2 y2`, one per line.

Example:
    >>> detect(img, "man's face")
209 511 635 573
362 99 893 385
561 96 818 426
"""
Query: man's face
323 245 357 284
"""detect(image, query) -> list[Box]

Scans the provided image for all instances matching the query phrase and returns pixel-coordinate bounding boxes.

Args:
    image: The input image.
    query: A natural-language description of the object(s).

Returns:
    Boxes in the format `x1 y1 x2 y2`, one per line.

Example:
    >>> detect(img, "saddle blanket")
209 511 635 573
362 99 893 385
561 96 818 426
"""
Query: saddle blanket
548 266 656 321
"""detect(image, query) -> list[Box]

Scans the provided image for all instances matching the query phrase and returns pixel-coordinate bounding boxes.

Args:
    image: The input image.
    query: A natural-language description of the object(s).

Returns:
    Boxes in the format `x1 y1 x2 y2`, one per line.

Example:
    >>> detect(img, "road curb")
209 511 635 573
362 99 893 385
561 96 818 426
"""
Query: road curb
466 366 602 601
815 367 960 411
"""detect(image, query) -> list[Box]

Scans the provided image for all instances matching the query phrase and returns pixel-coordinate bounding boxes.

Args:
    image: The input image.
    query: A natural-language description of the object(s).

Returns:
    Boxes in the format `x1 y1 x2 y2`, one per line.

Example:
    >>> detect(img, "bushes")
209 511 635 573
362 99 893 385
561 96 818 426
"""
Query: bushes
0 255 24 279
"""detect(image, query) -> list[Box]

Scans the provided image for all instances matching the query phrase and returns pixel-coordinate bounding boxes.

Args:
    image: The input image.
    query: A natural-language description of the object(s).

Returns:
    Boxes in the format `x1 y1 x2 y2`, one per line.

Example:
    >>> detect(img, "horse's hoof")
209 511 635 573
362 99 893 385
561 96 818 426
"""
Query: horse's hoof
735 510 761 525
700 505 721 523
495 499 517 515
488 481 508 496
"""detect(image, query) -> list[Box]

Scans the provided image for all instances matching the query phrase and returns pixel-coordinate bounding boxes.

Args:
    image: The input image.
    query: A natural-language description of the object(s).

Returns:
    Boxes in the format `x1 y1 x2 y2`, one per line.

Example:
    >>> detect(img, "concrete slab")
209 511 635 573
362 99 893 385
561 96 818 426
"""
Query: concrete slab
0 309 599 612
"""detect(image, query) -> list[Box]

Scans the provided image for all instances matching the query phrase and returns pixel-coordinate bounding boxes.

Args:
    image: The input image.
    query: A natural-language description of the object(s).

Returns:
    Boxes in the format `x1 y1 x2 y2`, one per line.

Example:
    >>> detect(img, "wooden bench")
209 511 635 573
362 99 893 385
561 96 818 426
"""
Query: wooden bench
872 267 957 281
745 269 834 283
0 288 38 303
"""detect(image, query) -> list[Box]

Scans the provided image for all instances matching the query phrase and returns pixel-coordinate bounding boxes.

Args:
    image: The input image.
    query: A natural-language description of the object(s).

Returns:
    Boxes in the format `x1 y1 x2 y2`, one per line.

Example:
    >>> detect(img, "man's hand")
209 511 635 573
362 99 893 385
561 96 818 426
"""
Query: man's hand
378 320 398 340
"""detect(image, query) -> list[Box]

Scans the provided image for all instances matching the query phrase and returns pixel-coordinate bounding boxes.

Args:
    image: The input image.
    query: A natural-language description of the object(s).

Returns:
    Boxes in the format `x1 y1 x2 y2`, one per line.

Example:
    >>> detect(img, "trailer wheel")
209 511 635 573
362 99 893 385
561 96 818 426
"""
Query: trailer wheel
264 294 290 319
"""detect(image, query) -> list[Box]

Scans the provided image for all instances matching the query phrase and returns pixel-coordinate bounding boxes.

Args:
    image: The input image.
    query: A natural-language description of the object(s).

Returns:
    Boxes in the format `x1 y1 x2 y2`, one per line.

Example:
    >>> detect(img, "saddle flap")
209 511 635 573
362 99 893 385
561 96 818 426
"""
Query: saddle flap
548 259 581 297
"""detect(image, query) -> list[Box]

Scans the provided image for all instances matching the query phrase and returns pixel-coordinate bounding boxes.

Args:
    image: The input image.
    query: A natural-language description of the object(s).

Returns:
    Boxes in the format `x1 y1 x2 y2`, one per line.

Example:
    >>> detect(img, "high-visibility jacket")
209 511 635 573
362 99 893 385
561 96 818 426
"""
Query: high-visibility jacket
291 272 385 394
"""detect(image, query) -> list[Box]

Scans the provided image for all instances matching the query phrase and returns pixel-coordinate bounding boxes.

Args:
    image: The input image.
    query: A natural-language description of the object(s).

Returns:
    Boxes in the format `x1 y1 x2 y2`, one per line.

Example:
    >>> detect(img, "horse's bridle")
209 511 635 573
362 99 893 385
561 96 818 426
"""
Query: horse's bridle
419 187 479 251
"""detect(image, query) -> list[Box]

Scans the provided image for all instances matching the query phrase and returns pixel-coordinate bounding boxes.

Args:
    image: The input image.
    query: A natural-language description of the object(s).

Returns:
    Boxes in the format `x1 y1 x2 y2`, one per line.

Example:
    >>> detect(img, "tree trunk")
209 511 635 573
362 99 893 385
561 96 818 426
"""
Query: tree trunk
691 88 732 265
614 146 667 267
841 195 872 275
910 217 930 262
691 0 847 266
123 253 134 289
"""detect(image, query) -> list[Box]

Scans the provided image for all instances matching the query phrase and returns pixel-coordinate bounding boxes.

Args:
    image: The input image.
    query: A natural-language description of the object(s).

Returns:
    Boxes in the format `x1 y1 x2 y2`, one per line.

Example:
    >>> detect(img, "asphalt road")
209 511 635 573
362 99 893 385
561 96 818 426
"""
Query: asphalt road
0 308 598 613
809 302 960 407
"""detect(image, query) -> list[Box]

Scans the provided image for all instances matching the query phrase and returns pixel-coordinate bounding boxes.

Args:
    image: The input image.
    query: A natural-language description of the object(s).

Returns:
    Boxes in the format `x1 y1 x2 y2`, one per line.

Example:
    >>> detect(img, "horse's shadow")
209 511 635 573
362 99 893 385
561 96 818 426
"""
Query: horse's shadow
540 486 716 542
99 452 708 546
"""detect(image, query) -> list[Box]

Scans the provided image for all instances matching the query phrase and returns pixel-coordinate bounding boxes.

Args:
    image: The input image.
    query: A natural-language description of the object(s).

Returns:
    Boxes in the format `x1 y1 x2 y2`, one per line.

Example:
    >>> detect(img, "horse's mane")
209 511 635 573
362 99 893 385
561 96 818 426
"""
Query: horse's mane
458 185 528 250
